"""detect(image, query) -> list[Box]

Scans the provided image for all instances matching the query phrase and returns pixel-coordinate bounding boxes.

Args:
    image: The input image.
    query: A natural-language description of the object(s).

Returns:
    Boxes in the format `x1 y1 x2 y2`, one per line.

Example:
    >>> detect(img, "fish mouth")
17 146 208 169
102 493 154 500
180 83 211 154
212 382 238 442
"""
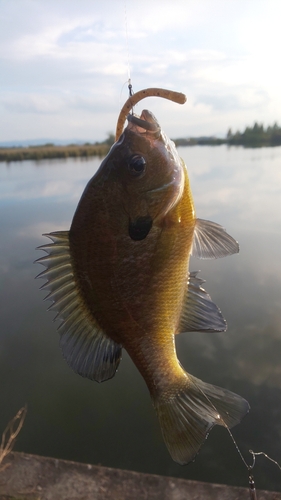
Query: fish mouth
127 110 161 134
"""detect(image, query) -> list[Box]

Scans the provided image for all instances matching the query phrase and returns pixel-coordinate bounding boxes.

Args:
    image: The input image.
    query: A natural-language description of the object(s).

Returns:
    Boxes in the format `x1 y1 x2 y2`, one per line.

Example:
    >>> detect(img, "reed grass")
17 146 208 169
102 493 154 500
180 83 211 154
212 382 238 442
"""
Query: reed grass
0 407 27 470
0 144 111 162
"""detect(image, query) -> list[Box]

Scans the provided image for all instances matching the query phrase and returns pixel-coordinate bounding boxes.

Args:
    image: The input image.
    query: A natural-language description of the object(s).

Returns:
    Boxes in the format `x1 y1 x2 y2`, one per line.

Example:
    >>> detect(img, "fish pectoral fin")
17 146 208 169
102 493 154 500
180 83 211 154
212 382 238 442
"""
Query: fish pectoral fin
191 219 239 259
35 231 122 383
154 374 249 465
178 271 226 333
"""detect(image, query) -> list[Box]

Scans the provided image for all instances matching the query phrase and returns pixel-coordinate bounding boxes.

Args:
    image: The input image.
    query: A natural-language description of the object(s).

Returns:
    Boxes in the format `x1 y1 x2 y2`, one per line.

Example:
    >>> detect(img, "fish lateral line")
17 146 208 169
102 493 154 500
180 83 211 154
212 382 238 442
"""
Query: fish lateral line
115 87 187 140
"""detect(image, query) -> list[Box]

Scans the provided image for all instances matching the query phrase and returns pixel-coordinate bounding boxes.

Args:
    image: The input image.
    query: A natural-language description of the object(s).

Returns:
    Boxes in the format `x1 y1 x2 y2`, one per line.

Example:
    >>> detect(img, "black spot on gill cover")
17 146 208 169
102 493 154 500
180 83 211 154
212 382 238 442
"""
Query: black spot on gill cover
129 216 153 241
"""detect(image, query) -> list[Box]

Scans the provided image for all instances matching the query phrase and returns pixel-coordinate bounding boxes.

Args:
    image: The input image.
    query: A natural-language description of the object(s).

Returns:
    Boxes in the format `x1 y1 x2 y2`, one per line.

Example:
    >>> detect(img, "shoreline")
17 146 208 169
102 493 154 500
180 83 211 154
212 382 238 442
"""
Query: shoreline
1 140 281 163
0 143 111 162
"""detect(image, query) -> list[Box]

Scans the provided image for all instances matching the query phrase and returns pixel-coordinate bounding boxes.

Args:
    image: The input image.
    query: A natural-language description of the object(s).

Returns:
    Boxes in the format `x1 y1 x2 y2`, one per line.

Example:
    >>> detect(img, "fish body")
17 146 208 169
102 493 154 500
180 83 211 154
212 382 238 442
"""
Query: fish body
37 110 249 464
69 112 194 394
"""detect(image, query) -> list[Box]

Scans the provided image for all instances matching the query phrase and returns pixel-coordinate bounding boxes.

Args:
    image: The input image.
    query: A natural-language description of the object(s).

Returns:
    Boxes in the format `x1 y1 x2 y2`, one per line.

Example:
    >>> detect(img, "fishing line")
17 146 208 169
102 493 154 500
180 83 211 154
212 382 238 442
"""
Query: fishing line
119 1 134 116
123 0 134 108
124 0 131 88
193 379 281 498
119 1 134 117
249 450 281 472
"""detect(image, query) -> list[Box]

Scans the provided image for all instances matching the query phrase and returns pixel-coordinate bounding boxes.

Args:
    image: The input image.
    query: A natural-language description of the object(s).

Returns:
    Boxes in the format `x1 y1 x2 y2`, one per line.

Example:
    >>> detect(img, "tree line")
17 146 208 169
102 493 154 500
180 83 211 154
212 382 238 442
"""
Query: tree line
174 122 281 147
1 122 281 162
227 122 281 146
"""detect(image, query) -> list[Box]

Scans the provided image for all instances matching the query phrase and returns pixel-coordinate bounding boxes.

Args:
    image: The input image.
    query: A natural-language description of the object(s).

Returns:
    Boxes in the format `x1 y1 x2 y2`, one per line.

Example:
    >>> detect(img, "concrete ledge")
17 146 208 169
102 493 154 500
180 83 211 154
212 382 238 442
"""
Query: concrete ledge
0 452 280 500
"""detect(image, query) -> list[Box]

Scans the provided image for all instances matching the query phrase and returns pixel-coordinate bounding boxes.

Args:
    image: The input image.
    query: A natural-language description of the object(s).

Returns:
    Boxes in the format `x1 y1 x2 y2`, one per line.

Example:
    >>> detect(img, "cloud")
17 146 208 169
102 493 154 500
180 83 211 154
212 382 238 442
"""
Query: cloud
0 0 280 141
0 156 101 202
181 145 281 232
196 88 270 111
0 91 117 116
2 94 65 115
196 94 240 111
16 221 69 240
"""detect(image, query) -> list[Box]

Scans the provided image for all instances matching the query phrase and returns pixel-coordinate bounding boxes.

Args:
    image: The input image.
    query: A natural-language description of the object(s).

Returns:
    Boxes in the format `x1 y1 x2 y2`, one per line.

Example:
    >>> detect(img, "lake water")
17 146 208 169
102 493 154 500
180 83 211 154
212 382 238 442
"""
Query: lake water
0 145 280 491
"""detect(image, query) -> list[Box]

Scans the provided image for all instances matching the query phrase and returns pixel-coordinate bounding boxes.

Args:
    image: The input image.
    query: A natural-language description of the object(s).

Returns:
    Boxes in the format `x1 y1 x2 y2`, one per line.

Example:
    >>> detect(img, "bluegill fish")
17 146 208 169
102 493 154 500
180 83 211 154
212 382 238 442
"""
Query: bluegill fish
37 109 249 465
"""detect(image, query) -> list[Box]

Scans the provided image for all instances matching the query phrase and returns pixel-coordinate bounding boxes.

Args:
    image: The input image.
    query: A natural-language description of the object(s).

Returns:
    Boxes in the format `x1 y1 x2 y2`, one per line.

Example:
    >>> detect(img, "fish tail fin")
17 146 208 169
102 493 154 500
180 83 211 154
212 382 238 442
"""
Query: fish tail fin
153 374 249 465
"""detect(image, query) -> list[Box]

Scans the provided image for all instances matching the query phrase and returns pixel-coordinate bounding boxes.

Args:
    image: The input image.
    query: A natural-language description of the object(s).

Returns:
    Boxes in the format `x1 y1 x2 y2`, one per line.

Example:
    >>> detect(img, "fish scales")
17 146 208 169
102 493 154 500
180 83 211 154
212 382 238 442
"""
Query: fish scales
36 108 249 465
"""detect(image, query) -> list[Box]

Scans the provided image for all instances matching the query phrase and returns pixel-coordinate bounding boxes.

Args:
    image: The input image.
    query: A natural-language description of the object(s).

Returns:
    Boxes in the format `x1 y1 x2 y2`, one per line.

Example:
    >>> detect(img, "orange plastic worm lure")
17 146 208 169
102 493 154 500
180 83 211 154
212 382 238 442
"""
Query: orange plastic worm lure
115 88 187 141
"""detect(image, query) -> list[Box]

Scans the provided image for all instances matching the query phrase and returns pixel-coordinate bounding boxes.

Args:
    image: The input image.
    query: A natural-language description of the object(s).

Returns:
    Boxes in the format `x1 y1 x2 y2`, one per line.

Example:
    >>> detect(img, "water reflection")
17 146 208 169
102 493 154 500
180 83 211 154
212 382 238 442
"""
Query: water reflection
0 147 280 491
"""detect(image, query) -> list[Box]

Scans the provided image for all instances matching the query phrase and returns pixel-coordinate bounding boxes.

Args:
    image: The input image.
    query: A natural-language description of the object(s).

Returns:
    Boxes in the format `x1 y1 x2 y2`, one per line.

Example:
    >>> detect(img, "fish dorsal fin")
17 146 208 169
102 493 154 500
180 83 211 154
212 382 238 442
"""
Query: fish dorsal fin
36 231 122 382
191 219 239 259
178 271 226 333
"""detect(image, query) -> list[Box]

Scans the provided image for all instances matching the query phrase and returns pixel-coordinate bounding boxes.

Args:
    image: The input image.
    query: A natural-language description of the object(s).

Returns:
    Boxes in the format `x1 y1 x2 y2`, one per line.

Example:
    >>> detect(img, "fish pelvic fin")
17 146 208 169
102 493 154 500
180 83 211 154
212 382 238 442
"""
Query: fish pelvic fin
153 374 249 465
178 271 226 333
35 231 122 382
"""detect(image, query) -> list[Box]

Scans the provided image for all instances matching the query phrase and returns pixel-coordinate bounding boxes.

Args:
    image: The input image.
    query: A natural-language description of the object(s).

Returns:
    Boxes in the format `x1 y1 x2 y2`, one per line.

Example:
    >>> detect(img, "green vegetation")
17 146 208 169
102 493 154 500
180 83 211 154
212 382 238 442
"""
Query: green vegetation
0 143 111 162
227 122 281 147
174 122 281 148
0 134 116 162
173 137 225 147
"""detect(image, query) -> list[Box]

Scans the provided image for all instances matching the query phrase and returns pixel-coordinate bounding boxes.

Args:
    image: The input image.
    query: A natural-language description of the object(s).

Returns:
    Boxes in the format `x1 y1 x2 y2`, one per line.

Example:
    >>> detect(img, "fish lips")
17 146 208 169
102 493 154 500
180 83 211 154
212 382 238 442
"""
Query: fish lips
127 110 161 138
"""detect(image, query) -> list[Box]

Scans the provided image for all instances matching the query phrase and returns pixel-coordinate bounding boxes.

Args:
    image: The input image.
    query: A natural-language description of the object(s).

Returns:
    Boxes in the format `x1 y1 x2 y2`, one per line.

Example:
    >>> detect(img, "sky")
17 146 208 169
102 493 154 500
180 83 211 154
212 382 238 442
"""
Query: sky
0 0 280 144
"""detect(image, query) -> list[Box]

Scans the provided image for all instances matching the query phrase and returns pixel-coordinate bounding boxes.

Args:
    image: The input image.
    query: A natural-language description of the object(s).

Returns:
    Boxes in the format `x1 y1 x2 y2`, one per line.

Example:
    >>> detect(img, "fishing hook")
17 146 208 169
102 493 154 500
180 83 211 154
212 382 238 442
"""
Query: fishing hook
247 449 281 499
128 79 133 97
190 380 260 500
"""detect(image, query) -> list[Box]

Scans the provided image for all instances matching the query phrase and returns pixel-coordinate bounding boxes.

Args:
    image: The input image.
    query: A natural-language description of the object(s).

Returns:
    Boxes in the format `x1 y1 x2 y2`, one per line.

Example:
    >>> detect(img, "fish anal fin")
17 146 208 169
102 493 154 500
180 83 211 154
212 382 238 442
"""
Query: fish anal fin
178 271 226 333
154 374 249 465
191 219 239 259
35 231 122 382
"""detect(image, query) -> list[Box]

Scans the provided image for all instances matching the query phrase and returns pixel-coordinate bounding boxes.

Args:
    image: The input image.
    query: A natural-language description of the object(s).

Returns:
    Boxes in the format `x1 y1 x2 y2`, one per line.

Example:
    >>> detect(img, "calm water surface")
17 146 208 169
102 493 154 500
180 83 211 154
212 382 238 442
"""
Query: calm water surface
0 146 281 491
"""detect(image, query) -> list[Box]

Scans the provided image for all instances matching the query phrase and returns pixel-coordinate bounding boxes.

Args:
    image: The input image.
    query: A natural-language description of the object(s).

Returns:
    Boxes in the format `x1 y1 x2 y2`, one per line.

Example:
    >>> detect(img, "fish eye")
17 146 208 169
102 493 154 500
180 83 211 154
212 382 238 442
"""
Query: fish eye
127 155 146 177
